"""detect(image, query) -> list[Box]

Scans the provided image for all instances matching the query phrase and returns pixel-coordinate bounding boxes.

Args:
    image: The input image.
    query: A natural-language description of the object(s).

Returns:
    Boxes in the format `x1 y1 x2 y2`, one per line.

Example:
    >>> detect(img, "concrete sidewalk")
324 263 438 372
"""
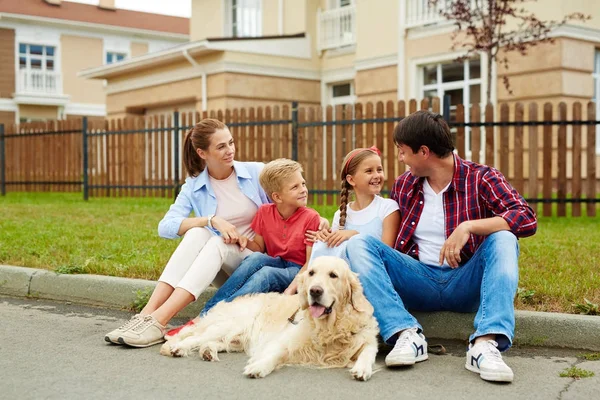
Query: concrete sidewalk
1 264 599 351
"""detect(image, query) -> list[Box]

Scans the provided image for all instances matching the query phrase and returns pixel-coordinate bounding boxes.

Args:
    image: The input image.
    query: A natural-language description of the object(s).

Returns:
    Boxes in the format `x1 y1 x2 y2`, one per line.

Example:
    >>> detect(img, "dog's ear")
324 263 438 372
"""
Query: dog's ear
348 271 373 314
296 270 310 310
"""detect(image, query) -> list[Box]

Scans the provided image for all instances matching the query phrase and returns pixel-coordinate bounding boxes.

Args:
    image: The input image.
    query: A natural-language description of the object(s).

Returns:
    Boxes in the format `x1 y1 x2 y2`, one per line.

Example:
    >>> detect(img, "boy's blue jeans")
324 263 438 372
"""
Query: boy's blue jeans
200 252 301 316
345 231 519 351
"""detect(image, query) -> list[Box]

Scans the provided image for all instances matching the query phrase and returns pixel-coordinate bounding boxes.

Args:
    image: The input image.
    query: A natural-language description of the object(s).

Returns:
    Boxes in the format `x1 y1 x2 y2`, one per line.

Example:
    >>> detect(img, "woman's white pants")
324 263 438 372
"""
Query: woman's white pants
158 227 252 299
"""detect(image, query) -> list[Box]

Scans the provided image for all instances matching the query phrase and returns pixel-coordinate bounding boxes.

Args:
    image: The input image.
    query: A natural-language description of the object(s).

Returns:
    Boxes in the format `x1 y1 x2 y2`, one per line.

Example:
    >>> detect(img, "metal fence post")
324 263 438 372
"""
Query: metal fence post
82 117 89 201
443 94 451 123
0 124 5 196
173 111 180 199
291 101 299 161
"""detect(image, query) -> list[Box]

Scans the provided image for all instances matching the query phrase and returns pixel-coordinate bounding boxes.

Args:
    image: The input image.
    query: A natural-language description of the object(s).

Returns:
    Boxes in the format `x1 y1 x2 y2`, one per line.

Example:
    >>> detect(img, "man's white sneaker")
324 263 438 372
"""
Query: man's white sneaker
385 328 428 366
118 315 166 348
104 314 143 344
465 340 514 382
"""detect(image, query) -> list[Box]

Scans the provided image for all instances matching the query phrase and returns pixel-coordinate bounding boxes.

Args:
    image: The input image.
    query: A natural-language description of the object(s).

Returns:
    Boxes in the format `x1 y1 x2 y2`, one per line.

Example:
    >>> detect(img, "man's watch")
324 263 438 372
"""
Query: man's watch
207 214 215 229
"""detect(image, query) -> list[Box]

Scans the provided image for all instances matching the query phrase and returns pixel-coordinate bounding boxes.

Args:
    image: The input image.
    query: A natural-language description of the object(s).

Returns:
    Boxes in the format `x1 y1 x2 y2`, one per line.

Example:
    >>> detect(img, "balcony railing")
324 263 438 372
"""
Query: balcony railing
406 0 484 28
17 69 62 95
317 5 356 52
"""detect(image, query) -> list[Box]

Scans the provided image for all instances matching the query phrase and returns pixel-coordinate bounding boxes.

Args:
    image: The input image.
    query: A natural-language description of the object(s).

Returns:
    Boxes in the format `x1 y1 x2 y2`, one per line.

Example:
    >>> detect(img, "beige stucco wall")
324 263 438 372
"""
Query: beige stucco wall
262 0 279 36
498 38 595 103
106 69 319 116
61 35 105 104
106 77 203 115
355 65 397 103
284 0 308 35
130 42 149 57
355 0 398 62
191 0 223 40
19 105 58 120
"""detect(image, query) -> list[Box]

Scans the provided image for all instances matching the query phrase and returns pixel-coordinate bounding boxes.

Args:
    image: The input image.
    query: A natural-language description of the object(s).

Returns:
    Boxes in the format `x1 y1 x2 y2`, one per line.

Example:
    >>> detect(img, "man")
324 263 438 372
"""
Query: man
346 110 537 383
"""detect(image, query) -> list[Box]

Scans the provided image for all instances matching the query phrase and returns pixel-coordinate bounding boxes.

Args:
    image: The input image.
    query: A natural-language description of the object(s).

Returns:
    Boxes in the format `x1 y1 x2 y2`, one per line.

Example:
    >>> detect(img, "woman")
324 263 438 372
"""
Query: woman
104 118 271 348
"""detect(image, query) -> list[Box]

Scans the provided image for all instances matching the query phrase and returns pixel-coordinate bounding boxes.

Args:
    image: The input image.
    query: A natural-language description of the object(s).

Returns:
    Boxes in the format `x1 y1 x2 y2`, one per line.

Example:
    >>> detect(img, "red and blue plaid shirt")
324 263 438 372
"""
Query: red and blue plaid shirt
390 153 537 264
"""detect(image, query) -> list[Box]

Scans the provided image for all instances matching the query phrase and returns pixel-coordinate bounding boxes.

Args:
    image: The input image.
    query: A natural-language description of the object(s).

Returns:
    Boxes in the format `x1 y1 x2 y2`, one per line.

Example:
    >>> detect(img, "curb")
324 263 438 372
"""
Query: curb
1 265 599 351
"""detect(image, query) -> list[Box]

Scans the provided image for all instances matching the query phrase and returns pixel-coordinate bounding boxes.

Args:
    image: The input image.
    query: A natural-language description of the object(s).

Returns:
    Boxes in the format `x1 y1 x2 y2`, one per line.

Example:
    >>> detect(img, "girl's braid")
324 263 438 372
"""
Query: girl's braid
338 180 350 229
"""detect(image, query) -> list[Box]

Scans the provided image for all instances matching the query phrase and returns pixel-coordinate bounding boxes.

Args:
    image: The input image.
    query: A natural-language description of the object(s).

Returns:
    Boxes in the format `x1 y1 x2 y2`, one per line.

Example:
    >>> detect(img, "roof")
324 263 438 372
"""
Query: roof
0 0 188 36
78 34 312 80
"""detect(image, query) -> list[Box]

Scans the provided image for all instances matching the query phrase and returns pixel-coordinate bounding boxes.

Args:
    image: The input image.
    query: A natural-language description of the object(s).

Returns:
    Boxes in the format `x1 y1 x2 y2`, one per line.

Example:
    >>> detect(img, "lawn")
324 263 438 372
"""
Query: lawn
0 192 598 315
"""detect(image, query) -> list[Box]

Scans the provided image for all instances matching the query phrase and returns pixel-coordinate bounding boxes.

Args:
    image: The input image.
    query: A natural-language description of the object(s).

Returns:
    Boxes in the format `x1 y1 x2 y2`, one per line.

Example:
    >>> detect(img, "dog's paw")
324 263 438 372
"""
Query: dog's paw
159 342 173 357
243 360 274 379
200 345 220 362
350 364 373 381
169 344 189 358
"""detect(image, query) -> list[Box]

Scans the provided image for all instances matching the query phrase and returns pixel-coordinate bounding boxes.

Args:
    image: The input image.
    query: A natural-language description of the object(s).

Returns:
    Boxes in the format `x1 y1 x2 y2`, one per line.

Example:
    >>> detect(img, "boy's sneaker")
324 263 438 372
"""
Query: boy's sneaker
104 314 143 344
385 328 428 366
164 319 196 340
118 315 166 348
465 340 514 382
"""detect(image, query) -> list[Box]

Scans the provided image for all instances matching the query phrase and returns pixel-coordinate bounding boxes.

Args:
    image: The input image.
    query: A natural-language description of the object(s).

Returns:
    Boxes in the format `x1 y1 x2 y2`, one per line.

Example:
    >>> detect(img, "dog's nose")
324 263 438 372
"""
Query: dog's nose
309 286 323 298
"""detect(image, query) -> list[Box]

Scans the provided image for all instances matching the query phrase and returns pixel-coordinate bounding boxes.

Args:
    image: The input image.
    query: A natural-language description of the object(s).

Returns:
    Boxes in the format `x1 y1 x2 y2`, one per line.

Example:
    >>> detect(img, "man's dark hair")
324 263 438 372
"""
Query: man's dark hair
393 110 455 158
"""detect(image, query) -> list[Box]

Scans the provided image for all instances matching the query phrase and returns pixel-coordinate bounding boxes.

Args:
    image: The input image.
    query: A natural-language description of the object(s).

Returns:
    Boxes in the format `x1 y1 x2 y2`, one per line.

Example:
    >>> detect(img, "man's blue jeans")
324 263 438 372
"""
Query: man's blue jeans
345 231 519 351
200 252 301 315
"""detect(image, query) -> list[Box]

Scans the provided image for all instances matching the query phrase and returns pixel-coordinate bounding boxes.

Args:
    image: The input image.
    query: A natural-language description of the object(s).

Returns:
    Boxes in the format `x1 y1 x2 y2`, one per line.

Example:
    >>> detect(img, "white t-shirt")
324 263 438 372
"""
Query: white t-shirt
412 179 450 266
210 171 258 239
310 195 399 263
331 195 399 237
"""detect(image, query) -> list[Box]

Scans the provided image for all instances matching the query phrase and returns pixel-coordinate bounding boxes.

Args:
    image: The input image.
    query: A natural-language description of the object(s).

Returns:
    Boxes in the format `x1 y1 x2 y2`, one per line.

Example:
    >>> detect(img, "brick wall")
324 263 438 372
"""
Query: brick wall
0 28 15 99
0 111 15 129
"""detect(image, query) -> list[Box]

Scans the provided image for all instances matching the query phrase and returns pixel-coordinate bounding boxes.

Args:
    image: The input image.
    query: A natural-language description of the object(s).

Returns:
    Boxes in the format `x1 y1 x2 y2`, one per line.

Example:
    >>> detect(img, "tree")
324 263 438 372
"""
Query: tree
428 0 589 105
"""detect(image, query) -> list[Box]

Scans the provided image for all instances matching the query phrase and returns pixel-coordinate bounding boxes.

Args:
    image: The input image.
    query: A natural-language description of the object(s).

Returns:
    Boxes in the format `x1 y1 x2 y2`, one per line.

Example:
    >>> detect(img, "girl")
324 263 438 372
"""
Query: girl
104 118 271 348
309 146 400 262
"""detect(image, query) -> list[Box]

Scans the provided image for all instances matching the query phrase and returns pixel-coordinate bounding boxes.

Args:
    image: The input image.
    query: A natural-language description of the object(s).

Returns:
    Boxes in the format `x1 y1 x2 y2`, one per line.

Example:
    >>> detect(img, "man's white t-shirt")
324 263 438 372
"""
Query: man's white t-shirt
412 179 450 267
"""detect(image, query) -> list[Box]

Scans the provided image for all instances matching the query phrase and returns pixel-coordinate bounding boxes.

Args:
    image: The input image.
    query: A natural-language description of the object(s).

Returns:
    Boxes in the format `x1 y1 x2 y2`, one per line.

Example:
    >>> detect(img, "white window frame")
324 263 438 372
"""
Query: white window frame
329 81 356 106
18 43 56 72
414 54 484 159
594 49 600 154
103 37 130 65
224 0 263 38
328 0 354 9
105 51 128 64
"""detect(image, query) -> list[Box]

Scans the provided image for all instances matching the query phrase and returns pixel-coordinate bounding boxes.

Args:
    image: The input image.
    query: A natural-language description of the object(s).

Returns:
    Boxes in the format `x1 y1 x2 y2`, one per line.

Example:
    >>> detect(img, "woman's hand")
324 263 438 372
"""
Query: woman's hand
211 216 240 244
325 230 357 247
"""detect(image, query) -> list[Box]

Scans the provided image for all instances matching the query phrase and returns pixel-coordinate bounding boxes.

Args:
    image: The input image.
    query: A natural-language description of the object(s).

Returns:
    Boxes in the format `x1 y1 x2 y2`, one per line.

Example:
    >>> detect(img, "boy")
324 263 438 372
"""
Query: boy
198 158 321 313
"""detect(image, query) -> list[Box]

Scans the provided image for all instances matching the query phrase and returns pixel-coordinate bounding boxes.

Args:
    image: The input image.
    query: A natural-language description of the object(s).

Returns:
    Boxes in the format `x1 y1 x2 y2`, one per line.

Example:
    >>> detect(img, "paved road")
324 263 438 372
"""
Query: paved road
1 296 598 400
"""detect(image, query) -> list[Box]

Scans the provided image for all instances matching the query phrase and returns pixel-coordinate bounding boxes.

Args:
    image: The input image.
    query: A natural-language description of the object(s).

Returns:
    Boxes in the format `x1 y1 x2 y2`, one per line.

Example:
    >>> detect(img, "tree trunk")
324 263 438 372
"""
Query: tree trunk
486 50 493 106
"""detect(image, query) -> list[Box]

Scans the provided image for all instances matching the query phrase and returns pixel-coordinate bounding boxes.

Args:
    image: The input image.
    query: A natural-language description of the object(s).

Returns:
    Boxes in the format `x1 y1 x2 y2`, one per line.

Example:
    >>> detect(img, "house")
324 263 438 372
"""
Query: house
77 0 598 120
0 0 188 126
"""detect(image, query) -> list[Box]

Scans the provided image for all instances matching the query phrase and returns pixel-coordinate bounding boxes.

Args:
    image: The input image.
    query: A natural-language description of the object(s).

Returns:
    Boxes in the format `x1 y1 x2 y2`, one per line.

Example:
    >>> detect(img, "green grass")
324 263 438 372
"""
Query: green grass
0 192 599 314
559 366 595 379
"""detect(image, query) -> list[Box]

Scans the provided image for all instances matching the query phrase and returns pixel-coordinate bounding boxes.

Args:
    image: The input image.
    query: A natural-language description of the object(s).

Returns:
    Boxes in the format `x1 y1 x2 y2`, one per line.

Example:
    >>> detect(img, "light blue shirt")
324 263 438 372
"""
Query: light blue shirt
157 161 270 239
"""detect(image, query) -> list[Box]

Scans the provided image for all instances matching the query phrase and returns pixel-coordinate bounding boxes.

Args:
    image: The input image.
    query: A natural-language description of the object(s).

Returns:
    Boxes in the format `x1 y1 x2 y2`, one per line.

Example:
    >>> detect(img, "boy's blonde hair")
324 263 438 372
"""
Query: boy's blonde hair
259 158 303 200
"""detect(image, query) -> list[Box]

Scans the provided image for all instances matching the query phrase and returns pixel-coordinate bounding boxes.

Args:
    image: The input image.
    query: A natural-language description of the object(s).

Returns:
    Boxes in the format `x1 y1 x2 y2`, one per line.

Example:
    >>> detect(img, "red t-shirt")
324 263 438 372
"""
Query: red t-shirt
251 204 321 266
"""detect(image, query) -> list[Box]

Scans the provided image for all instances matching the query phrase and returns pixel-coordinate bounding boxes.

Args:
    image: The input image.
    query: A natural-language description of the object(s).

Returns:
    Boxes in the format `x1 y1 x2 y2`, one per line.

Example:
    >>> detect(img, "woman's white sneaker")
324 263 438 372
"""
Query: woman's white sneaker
465 340 514 382
104 314 143 344
118 315 166 348
385 328 429 366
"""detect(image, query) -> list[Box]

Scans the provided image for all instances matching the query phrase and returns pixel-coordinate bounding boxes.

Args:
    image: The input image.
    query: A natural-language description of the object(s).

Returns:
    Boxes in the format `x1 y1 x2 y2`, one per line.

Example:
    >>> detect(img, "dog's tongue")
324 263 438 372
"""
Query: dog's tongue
309 304 326 318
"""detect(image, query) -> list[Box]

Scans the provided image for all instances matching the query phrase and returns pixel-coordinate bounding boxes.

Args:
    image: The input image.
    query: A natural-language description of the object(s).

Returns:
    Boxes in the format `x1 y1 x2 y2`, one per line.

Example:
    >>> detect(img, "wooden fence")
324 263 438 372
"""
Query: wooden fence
0 98 598 217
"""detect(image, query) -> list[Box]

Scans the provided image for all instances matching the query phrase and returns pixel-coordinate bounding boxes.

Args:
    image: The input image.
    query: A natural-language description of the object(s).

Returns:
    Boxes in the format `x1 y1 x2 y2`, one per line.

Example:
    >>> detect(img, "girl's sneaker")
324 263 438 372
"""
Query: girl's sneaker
164 319 196 340
104 314 143 344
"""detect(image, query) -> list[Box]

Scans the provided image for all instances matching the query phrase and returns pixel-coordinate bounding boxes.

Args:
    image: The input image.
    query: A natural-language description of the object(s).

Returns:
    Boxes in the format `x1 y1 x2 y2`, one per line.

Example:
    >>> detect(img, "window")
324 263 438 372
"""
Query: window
19 44 55 71
420 58 482 155
227 0 262 37
594 49 600 154
328 0 353 8
330 82 355 106
106 51 127 64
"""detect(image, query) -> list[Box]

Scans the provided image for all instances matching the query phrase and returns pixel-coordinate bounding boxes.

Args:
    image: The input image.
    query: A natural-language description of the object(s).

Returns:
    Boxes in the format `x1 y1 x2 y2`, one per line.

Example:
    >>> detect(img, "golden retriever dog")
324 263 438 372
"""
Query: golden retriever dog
160 256 379 381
